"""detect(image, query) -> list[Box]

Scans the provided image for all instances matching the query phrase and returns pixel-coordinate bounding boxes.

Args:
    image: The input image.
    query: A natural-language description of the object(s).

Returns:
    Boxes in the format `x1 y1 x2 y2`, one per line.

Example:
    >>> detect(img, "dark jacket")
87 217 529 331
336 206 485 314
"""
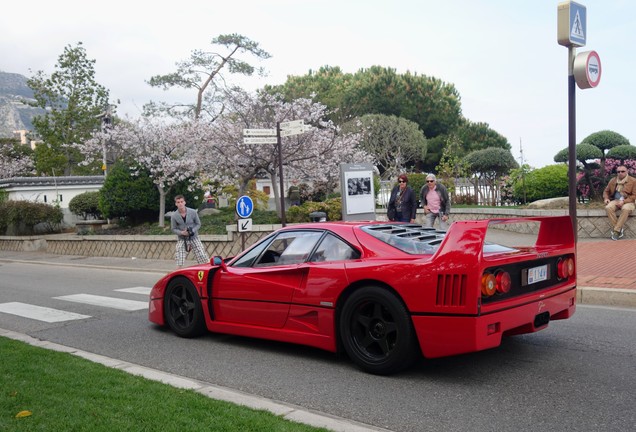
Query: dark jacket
420 183 451 216
388 185 417 221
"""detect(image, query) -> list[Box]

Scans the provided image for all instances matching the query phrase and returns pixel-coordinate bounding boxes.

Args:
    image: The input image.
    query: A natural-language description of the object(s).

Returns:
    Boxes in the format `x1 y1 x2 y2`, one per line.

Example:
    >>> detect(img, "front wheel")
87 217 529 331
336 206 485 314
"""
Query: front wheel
164 277 206 338
339 286 419 375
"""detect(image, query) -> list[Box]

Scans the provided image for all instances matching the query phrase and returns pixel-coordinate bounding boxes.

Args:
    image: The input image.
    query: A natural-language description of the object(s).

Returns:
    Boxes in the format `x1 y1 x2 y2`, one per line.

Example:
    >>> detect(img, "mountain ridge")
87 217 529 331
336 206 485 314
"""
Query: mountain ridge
0 71 43 138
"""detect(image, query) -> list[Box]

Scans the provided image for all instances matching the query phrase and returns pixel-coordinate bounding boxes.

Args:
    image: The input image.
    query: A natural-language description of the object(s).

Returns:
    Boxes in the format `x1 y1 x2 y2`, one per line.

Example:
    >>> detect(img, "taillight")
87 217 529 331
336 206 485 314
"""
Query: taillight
482 270 511 297
481 273 497 296
495 271 511 293
557 257 575 279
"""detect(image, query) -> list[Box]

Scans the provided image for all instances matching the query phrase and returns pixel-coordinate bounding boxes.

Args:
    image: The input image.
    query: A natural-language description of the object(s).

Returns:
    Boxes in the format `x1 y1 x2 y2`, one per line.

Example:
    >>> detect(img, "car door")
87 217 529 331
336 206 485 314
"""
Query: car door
213 230 323 328
292 233 362 306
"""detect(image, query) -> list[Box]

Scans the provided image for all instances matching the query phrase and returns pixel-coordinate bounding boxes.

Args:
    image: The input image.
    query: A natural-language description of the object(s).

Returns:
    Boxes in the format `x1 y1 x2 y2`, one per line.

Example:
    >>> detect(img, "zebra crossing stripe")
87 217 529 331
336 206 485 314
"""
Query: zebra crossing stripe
54 294 148 311
115 287 152 295
0 302 91 323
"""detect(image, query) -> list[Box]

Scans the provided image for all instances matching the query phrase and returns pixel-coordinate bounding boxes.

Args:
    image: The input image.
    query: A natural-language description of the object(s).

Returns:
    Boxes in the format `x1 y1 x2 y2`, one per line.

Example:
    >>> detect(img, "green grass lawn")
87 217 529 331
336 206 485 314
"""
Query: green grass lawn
0 337 326 431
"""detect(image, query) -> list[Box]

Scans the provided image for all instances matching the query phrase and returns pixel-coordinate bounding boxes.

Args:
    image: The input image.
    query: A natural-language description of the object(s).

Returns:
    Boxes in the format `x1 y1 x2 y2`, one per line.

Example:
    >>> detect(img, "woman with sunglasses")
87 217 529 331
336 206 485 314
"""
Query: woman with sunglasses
387 174 417 223
420 173 450 230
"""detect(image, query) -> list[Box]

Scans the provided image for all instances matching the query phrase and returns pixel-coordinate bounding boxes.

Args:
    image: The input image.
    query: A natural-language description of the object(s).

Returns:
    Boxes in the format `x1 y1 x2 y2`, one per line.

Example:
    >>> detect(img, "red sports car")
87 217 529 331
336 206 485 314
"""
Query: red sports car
149 216 576 375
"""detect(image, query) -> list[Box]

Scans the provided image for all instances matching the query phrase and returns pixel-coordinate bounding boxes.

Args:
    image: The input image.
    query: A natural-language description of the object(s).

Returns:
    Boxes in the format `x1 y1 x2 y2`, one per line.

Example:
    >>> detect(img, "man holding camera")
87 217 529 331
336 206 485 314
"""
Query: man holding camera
171 195 209 268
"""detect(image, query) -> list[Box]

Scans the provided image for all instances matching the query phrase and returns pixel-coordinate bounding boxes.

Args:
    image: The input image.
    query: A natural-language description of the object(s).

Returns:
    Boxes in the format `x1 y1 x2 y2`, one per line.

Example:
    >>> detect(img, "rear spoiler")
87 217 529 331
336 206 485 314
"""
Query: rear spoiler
432 216 575 264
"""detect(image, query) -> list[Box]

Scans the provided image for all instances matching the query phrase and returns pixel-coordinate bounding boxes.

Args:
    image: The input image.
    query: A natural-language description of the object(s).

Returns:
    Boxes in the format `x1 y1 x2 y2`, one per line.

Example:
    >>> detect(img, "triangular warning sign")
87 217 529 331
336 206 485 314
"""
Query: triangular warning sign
571 11 585 39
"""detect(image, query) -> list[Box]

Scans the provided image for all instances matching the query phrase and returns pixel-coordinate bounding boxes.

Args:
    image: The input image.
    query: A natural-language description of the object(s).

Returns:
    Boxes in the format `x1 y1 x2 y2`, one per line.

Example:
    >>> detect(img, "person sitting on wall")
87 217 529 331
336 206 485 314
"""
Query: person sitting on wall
603 165 635 240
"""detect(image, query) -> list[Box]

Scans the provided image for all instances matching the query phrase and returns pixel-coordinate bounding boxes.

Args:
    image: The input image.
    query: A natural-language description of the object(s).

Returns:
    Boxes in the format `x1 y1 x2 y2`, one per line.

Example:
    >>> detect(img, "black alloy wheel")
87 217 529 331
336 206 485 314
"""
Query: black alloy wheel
340 286 419 375
164 277 206 338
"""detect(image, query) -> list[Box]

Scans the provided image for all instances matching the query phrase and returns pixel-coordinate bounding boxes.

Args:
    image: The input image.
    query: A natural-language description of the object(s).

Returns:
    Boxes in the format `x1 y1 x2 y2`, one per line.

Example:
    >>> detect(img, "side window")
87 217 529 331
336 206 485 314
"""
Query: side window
309 233 361 263
255 231 323 267
231 236 272 267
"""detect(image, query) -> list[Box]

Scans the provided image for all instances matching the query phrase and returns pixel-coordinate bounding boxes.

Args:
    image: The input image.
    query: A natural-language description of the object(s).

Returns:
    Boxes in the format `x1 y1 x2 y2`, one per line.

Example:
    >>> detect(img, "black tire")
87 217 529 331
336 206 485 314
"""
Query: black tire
164 277 206 338
339 286 419 375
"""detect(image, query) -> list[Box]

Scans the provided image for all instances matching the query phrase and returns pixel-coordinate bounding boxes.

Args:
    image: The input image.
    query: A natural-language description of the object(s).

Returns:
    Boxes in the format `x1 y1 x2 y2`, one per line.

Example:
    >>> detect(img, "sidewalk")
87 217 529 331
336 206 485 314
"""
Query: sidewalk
0 236 634 308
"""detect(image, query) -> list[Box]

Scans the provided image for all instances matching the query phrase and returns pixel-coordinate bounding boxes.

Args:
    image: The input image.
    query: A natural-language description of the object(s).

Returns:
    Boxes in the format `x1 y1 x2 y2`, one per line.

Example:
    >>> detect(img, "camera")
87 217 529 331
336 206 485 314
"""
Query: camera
186 227 194 237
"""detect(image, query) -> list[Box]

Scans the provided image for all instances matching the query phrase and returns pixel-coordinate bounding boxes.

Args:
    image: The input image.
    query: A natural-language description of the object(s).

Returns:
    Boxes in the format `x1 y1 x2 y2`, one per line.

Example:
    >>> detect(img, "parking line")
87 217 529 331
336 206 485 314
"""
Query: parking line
54 294 148 311
0 302 91 322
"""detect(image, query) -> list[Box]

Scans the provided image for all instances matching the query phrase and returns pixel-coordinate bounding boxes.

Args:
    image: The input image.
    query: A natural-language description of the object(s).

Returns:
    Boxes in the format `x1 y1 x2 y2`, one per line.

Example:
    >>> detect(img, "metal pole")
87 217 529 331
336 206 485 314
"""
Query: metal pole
567 46 578 242
277 122 287 227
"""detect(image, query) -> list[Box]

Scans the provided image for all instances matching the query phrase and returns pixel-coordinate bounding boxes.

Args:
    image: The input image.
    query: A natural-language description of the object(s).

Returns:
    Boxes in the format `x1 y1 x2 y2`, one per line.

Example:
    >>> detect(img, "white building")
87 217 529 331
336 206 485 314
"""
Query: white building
0 176 104 225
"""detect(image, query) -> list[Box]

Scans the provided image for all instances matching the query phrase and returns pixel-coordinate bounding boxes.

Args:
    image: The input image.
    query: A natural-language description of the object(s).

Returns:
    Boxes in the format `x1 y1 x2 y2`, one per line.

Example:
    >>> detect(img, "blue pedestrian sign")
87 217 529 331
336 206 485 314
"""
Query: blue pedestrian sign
236 195 254 218
558 1 586 47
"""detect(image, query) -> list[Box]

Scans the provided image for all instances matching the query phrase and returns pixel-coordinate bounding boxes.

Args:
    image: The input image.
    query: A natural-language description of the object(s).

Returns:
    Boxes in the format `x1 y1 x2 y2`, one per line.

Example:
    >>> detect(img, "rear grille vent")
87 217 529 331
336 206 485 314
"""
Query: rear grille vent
436 274 467 306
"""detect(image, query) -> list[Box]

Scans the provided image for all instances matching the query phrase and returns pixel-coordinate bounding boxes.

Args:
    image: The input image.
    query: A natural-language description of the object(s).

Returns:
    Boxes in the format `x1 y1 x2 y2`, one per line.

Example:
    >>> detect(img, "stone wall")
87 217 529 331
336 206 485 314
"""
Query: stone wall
0 209 632 259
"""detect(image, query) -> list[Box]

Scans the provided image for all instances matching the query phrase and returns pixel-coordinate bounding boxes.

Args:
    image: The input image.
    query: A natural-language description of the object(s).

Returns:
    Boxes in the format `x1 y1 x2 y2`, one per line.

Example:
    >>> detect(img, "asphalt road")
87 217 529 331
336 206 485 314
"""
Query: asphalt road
1 261 635 432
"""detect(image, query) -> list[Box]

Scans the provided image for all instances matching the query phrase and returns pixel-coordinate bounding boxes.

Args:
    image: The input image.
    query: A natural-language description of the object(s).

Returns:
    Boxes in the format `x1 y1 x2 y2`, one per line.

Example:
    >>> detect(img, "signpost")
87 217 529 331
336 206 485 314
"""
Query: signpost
557 1 601 241
242 120 310 227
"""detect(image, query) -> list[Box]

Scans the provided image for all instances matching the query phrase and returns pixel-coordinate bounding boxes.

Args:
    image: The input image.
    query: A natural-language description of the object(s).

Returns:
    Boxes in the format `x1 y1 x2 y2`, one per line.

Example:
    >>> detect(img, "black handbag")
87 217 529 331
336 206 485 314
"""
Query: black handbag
387 206 397 220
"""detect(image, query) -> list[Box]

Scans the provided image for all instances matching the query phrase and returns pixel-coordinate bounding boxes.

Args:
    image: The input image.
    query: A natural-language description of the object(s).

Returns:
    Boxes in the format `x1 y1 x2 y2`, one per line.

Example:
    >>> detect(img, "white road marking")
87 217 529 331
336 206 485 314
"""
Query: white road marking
115 287 152 296
0 302 91 322
54 294 148 311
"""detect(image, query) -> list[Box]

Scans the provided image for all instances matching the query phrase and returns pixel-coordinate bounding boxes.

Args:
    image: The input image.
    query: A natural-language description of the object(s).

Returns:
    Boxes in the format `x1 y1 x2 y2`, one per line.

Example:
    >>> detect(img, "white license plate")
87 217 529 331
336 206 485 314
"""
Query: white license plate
527 264 548 285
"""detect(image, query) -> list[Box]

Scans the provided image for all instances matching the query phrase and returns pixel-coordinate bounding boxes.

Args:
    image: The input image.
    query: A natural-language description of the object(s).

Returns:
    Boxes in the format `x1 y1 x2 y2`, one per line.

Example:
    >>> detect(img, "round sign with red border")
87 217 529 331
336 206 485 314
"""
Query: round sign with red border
573 50 601 89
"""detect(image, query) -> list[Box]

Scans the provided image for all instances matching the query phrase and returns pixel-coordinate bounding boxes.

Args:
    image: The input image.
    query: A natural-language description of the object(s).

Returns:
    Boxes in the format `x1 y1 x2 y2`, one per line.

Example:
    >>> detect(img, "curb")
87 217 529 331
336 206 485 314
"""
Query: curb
577 286 636 308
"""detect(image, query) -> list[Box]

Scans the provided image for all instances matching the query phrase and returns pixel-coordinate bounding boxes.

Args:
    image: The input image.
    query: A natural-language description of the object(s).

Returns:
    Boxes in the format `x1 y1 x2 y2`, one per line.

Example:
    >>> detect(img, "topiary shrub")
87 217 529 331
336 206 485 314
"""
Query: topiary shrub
69 191 102 220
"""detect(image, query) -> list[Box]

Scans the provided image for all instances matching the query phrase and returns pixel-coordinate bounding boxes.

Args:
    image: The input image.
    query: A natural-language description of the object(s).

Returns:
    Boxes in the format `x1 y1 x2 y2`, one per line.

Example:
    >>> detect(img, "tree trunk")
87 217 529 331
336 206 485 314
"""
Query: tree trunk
158 185 166 228
269 170 281 217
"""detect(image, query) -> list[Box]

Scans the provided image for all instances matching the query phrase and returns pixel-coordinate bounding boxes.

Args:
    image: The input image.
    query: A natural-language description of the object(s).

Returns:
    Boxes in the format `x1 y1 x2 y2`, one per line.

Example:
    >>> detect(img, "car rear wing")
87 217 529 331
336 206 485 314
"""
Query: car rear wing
433 216 575 264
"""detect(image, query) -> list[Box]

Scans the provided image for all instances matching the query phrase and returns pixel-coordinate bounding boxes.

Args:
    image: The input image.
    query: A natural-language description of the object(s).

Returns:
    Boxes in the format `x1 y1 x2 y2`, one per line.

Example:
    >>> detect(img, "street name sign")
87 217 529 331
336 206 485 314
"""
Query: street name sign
243 136 278 144
243 128 276 136
280 120 304 129
280 125 311 137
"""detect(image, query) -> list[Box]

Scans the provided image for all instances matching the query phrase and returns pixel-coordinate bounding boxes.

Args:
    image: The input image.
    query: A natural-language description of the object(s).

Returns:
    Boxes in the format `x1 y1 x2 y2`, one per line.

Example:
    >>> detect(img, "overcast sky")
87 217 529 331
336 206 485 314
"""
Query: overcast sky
2 0 633 169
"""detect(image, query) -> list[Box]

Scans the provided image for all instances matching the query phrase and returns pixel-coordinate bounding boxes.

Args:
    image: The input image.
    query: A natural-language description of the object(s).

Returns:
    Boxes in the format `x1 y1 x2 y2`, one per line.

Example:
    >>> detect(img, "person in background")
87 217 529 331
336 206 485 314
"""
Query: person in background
388 174 417 223
603 165 635 240
288 183 301 207
171 195 209 268
420 173 450 230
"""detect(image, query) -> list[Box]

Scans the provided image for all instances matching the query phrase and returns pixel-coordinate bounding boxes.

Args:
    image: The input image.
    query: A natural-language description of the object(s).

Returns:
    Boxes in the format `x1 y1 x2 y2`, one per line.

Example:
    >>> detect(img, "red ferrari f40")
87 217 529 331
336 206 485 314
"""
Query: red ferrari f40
149 216 576 374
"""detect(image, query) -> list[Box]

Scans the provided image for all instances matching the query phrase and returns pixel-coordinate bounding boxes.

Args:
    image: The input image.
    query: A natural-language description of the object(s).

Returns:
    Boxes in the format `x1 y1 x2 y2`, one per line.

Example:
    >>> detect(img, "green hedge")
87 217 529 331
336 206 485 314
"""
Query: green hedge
0 200 63 235
286 198 342 222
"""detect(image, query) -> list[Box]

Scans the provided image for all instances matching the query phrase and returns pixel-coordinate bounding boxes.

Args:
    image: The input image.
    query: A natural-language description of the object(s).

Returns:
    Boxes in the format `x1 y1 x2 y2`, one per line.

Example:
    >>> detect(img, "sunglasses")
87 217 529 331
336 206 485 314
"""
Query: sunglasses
426 180 435 183
398 180 405 183
617 170 627 173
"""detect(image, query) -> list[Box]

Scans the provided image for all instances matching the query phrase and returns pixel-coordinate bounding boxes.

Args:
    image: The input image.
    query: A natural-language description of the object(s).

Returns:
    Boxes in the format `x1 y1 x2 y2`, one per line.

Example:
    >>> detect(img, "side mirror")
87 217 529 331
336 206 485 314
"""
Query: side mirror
211 256 228 271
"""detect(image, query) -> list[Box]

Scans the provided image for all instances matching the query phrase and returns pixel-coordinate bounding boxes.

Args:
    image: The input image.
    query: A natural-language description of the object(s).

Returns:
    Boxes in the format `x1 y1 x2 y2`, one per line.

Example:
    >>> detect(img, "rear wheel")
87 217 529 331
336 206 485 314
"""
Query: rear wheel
339 286 419 375
164 277 206 338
